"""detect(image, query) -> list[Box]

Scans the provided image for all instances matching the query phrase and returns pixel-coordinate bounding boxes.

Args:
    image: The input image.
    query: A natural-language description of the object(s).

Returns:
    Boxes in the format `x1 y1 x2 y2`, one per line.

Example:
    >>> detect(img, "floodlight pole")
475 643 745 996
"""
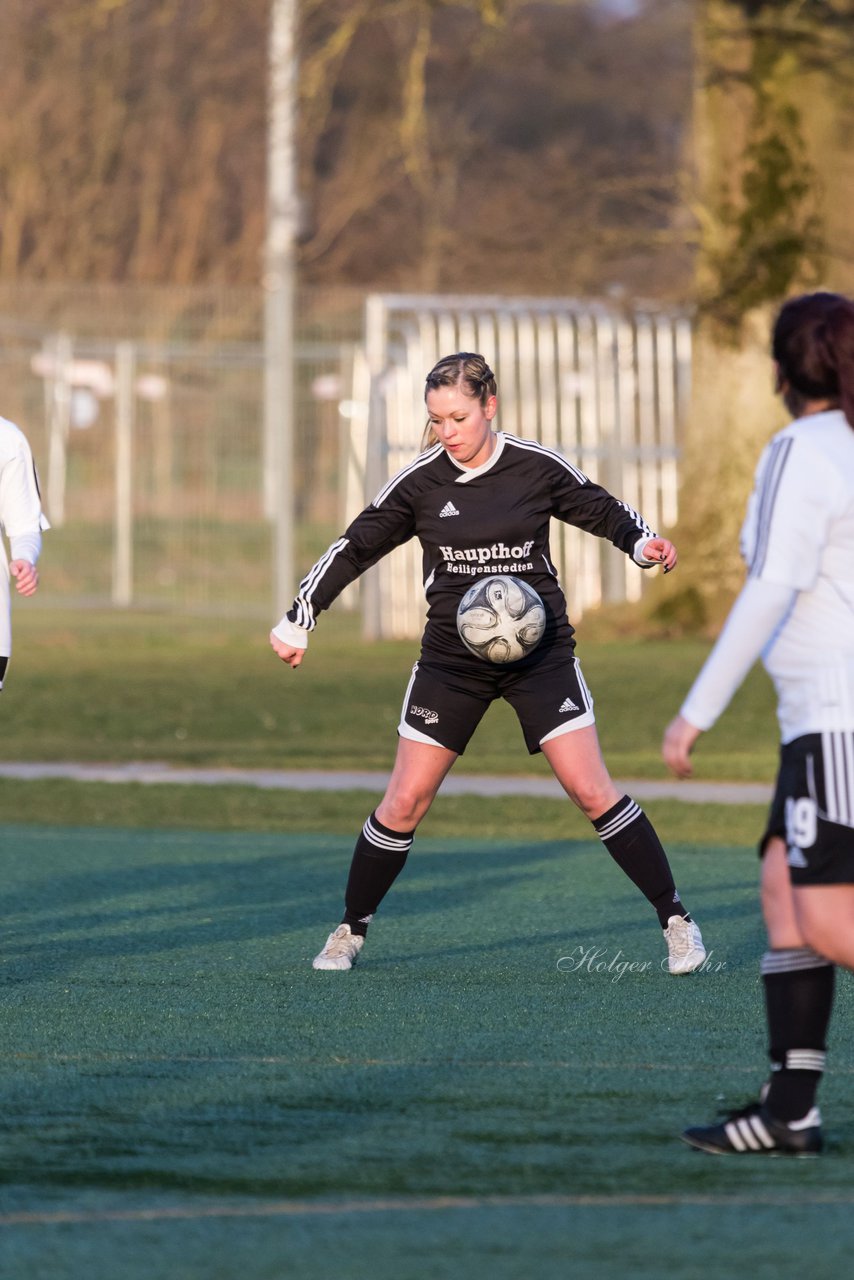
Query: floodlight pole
265 0 299 617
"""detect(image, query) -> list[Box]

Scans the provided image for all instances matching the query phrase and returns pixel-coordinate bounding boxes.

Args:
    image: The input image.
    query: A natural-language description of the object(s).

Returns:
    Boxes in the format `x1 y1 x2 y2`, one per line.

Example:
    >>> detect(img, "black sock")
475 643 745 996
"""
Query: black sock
592 796 689 928
762 949 834 1121
342 811 414 936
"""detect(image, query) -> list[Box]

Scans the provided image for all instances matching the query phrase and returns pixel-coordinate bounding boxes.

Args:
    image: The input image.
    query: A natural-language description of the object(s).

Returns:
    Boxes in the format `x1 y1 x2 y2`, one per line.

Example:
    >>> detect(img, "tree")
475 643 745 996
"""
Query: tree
661 0 854 626
0 0 267 285
0 0 695 297
297 0 694 295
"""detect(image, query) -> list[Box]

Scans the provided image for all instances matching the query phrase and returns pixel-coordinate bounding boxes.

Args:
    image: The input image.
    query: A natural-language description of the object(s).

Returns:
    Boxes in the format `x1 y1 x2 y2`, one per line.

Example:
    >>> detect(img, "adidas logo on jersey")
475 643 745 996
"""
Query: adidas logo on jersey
439 500 460 518
559 697 580 713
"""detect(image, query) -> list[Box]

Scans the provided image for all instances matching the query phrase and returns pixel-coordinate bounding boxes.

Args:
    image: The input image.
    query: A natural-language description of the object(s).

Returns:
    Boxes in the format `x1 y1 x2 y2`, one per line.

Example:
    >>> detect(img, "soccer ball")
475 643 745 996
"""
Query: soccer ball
456 574 546 663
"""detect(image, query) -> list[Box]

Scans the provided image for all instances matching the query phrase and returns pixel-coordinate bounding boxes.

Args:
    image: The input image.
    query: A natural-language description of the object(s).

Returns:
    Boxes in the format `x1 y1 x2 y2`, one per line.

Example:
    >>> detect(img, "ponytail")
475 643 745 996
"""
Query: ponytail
823 302 854 429
773 291 854 429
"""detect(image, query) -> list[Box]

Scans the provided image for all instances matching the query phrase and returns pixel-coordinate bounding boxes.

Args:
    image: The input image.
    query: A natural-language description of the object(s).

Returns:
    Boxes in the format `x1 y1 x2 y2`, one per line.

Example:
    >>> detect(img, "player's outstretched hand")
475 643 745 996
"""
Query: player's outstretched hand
642 536 677 574
10 560 38 597
662 714 701 779
269 630 306 669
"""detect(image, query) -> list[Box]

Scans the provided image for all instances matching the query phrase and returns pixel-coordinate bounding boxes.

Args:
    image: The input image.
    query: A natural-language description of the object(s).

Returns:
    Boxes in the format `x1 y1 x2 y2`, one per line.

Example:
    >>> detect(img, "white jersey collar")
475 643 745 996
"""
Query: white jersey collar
449 431 506 483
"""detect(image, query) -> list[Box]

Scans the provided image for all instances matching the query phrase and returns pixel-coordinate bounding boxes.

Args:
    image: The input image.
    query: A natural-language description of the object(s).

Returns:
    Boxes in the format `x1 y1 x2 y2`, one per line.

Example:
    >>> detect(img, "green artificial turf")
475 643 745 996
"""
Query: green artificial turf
0 605 837 1278
2 823 853 1279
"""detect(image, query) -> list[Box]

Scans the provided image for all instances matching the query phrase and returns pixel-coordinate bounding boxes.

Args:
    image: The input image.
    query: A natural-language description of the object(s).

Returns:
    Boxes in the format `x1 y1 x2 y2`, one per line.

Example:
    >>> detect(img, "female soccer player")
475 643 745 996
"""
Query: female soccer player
0 414 49 691
272 352 705 974
663 291 854 1155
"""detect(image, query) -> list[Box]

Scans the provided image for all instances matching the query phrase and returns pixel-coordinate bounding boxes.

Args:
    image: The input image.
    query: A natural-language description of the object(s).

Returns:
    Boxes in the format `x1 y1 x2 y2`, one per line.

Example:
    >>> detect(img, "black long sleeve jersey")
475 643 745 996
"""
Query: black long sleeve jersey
287 432 654 671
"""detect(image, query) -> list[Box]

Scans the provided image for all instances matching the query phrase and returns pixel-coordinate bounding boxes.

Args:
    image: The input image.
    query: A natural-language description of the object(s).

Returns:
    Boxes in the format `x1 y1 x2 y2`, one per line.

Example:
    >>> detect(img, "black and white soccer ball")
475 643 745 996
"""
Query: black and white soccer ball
456 574 546 663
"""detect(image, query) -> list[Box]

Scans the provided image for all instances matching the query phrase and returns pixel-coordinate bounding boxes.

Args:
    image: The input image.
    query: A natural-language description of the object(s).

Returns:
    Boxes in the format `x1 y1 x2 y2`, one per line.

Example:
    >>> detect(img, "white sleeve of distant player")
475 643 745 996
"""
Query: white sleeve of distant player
679 577 797 731
9 531 41 564
741 434 839 590
0 436 50 538
271 616 309 649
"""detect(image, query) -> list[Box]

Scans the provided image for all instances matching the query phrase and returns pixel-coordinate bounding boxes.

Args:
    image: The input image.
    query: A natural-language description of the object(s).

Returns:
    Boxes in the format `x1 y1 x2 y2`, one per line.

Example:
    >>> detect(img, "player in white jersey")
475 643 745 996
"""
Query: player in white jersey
663 291 854 1156
0 416 49 690
271 353 705 976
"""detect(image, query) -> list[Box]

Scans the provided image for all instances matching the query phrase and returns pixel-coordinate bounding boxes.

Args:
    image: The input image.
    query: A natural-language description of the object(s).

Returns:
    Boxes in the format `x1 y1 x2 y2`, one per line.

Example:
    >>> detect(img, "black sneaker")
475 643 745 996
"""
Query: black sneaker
681 1101 822 1156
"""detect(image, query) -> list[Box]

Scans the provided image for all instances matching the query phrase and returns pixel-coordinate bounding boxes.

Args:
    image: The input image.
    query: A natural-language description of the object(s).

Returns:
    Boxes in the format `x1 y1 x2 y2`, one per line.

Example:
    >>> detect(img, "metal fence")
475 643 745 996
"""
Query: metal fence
0 283 363 616
0 285 691 630
355 293 692 639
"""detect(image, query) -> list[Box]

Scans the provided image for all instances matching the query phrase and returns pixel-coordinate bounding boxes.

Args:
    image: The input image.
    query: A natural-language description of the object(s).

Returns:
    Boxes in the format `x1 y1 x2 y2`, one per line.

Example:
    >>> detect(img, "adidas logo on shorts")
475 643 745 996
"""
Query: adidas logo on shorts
559 696 580 713
439 501 460 517
787 845 809 869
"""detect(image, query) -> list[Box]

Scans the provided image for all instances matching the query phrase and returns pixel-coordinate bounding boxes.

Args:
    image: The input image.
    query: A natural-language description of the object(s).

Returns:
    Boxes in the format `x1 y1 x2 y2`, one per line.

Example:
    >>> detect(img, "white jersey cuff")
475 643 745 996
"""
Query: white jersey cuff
632 535 659 566
9 532 41 565
271 617 309 649
679 576 796 731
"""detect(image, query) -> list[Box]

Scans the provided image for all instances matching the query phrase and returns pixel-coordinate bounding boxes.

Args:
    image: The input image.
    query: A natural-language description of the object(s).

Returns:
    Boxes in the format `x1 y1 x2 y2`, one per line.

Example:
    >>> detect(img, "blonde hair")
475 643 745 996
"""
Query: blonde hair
421 352 498 449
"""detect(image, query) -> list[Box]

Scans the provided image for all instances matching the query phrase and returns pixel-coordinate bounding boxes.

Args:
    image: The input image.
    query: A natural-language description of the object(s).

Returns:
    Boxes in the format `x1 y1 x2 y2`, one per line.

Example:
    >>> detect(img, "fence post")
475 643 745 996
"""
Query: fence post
113 341 135 607
362 293 387 640
45 333 73 527
264 0 298 618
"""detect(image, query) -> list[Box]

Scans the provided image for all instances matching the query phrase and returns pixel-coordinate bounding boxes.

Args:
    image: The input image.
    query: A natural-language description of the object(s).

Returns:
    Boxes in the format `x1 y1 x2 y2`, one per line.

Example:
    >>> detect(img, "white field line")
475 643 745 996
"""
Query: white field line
4 1192 854 1226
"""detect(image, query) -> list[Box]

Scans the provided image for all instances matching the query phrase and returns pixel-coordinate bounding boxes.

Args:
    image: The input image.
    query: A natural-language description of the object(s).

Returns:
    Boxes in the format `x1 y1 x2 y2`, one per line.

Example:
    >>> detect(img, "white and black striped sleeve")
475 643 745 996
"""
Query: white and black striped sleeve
545 451 654 557
285 495 415 631
679 576 796 731
741 433 840 590
0 428 50 540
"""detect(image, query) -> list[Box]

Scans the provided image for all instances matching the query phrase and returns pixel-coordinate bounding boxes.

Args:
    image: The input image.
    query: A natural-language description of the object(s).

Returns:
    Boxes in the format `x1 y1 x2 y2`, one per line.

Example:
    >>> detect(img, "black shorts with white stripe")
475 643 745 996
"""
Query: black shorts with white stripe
760 731 854 884
398 649 595 756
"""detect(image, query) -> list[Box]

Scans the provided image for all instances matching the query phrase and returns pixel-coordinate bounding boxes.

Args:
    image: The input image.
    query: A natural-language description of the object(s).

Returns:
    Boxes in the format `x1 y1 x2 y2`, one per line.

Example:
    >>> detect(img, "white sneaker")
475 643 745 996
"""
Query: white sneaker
312 923 364 971
664 915 706 974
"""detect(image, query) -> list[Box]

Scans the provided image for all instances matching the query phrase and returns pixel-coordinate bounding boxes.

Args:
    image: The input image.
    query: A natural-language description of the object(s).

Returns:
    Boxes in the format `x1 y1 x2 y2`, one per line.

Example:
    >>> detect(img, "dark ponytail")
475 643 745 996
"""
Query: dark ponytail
772 291 854 429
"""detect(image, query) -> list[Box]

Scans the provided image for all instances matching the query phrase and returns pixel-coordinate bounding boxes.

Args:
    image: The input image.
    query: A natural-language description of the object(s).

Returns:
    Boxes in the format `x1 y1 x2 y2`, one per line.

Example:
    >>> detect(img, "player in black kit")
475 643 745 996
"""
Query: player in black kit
271 353 705 974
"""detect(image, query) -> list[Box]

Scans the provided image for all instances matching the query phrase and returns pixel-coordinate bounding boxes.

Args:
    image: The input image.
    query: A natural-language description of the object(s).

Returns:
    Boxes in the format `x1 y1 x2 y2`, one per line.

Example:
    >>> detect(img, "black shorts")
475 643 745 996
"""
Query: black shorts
398 651 595 756
761 731 854 885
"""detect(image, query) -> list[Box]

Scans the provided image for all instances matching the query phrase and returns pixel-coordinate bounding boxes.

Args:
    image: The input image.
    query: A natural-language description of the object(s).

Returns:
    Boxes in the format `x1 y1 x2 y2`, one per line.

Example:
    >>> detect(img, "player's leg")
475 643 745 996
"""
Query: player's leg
541 724 704 972
344 736 457 934
760 733 854 1128
792 885 854 967
313 661 488 970
761 835 804 948
313 737 457 971
752 838 834 1141
684 843 832 1154
682 740 839 1154
505 654 704 972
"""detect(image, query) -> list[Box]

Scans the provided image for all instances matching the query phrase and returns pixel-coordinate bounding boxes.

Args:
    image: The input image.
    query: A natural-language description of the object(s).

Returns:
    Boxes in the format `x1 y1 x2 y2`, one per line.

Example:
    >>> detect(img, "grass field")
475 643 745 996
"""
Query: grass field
2 607 850 1279
3 605 779 781
3 823 853 1280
